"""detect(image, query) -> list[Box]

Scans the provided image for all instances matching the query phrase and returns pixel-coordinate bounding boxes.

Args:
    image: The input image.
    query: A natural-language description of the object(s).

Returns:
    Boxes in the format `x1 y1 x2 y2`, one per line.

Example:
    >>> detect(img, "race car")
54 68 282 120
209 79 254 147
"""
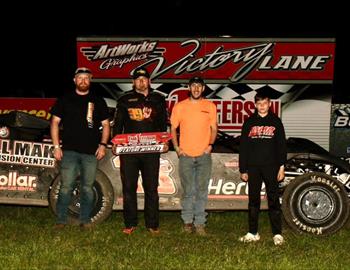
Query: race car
0 111 349 236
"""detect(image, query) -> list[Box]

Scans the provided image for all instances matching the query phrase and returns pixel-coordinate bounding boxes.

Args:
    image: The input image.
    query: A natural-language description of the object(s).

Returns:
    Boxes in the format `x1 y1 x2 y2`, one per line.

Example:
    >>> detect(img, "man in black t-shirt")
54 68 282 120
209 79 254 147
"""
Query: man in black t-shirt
50 67 110 229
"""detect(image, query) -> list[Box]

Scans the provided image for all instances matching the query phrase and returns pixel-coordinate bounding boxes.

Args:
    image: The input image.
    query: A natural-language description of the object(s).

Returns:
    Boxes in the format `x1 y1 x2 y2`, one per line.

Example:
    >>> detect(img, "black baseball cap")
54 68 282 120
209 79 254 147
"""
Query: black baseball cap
189 76 205 85
132 67 150 79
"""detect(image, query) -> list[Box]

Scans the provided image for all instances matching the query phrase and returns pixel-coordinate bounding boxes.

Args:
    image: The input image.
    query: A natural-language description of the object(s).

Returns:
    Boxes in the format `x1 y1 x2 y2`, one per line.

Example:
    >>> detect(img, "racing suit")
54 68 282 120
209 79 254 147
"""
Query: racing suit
113 89 168 229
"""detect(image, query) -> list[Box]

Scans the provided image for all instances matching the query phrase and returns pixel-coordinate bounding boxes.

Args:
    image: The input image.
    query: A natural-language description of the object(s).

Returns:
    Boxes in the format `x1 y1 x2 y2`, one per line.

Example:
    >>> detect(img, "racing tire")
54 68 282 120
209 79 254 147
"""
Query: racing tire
282 172 349 236
49 170 114 225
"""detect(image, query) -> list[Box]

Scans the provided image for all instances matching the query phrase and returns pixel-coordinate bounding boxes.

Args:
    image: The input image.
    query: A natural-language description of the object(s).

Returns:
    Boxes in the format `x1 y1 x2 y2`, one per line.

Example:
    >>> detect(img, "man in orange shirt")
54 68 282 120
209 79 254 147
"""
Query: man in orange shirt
170 76 217 235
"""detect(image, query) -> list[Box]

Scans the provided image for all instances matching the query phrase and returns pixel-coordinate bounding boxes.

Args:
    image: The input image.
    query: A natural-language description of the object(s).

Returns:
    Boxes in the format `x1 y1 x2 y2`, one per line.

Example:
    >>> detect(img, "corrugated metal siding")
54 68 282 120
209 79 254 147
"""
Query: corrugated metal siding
282 100 331 151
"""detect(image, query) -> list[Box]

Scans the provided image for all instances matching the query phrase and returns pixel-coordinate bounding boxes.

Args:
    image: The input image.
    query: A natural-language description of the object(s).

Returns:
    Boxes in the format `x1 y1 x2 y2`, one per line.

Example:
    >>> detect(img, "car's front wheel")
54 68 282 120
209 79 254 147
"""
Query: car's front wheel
282 172 349 236
49 170 114 225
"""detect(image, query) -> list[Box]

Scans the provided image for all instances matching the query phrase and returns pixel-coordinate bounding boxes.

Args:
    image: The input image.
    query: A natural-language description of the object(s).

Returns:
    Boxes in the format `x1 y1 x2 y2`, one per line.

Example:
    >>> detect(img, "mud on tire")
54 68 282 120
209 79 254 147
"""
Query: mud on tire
49 170 114 225
282 172 349 236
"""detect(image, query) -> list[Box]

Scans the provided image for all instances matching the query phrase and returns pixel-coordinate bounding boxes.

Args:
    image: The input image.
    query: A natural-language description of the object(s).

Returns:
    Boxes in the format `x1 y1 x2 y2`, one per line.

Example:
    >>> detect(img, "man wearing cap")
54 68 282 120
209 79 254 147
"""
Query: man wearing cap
50 67 110 230
113 67 168 235
170 76 217 235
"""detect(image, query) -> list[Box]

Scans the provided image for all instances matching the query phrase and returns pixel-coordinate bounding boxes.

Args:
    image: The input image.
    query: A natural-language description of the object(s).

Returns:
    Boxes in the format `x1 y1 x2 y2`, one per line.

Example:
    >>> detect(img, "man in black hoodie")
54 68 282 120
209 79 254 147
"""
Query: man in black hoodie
239 92 287 245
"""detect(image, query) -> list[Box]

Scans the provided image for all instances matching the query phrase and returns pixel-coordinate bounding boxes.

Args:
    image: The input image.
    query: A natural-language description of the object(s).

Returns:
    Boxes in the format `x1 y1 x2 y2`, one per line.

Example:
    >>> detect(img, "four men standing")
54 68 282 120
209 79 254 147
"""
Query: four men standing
50 67 285 244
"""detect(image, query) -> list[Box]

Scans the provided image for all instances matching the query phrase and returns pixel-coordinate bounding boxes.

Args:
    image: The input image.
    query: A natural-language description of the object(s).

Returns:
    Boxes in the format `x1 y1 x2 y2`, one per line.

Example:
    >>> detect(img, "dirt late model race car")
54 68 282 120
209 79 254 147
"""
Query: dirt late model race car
0 111 349 236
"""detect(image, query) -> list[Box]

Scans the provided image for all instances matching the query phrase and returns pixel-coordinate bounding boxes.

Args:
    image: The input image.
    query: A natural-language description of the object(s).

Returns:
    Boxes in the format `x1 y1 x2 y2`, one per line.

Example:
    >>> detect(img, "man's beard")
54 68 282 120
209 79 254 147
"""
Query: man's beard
190 92 202 100
77 83 90 93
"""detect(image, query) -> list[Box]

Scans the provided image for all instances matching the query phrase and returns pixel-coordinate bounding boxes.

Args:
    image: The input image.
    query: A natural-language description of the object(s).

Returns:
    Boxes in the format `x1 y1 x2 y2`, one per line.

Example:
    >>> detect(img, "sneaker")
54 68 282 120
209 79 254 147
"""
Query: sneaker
183 223 193 234
53 224 66 230
273 234 284 246
80 223 94 231
239 232 260 243
194 225 207 236
147 228 160 235
122 226 137 235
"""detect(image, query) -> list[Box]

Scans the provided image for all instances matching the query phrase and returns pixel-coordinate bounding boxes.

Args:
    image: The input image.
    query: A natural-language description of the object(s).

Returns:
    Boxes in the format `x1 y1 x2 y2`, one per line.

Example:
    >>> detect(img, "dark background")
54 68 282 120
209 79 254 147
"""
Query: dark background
3 1 347 102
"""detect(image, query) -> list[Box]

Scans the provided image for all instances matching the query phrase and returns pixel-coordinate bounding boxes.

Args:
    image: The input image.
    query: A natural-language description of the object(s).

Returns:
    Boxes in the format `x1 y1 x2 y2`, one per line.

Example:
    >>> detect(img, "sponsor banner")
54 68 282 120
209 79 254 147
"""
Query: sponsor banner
0 98 56 120
112 132 172 155
77 37 335 83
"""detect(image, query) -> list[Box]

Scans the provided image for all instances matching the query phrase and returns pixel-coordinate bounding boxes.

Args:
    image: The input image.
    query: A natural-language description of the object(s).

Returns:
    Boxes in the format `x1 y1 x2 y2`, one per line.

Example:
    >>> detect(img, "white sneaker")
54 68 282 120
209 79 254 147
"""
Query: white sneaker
273 234 284 246
239 232 260 243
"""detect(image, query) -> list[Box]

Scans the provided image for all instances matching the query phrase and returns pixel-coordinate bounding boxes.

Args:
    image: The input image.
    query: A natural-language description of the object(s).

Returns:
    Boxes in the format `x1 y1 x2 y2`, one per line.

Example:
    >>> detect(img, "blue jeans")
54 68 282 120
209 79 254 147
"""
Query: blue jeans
56 150 98 224
179 153 212 226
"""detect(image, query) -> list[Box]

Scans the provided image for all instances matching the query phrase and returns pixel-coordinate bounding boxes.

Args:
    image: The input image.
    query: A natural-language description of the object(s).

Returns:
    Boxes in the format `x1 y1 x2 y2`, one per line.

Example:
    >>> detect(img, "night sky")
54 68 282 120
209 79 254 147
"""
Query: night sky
3 1 346 101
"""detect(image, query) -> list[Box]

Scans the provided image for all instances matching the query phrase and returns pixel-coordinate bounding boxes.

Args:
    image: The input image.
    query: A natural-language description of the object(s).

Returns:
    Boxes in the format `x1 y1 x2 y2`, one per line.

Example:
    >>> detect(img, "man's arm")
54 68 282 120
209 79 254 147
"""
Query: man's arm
276 119 287 181
113 100 125 136
239 121 250 174
205 123 218 154
50 115 63 161
210 124 218 144
205 103 218 153
239 122 250 182
96 119 110 160
100 119 110 145
170 124 180 154
170 104 182 156
158 96 169 132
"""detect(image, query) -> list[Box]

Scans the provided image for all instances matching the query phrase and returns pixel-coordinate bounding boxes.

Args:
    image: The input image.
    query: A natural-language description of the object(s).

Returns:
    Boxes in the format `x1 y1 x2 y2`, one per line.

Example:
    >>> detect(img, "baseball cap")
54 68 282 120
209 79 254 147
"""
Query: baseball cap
132 67 150 79
75 67 92 75
189 76 205 85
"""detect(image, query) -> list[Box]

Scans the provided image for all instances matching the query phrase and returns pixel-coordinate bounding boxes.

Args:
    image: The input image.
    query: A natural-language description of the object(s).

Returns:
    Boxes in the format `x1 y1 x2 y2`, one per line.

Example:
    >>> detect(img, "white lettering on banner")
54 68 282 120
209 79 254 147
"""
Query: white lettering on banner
91 42 157 60
100 53 148 69
0 171 37 191
116 145 164 154
129 39 333 82
141 40 274 82
259 55 331 70
81 41 158 69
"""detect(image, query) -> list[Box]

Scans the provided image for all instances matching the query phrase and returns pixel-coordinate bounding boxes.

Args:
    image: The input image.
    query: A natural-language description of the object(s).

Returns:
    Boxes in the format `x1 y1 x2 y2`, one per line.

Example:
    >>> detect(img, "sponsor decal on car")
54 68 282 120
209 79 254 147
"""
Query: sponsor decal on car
0 171 37 191
0 139 56 168
208 179 266 197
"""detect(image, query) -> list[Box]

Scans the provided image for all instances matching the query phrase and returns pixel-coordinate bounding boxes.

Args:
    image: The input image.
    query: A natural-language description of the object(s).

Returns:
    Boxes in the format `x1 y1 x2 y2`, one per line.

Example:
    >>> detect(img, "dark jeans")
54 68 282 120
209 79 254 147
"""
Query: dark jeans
247 165 282 235
56 150 97 224
120 153 160 229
